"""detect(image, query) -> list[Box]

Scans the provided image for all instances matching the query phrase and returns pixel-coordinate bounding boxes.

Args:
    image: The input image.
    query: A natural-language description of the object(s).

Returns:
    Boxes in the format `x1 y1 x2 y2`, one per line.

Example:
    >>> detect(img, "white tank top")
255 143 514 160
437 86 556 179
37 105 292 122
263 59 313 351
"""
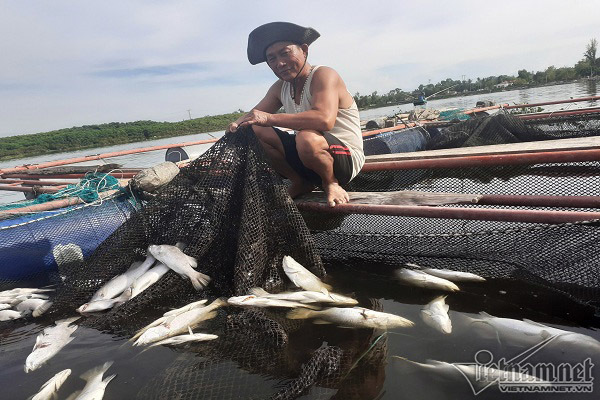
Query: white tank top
280 65 365 179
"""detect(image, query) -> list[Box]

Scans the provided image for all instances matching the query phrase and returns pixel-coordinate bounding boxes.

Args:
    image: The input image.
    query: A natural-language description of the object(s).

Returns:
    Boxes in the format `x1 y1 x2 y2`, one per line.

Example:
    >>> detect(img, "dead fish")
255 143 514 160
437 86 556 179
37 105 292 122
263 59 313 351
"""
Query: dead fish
29 368 71 400
73 361 115 400
421 296 452 334
282 256 331 293
8 293 51 307
392 357 552 391
414 265 486 282
288 306 414 329
130 299 208 343
468 312 600 352
77 289 132 314
163 299 208 317
0 304 10 311
16 298 53 316
130 243 186 299
130 263 169 299
89 259 149 302
149 327 218 348
395 268 460 292
0 287 54 298
25 317 80 373
227 294 320 309
148 244 211 290
250 287 358 306
134 298 225 346
0 309 23 321
32 301 54 318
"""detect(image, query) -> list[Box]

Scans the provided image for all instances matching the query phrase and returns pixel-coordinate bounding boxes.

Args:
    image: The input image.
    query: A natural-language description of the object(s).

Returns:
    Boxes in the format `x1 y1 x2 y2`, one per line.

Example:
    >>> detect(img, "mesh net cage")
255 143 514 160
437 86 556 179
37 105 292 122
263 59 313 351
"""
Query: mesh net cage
427 110 600 149
29 128 378 400
314 113 600 312
2 114 600 399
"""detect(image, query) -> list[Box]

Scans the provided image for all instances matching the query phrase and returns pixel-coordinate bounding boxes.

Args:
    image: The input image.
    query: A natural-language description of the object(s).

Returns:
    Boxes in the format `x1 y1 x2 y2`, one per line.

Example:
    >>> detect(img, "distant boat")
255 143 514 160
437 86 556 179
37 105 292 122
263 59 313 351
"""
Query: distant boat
413 93 427 106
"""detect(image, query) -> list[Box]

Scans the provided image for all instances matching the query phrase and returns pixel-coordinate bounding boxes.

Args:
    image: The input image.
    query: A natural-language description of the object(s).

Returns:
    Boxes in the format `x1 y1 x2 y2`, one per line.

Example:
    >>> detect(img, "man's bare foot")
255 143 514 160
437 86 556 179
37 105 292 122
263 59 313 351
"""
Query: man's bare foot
323 182 349 207
288 180 315 199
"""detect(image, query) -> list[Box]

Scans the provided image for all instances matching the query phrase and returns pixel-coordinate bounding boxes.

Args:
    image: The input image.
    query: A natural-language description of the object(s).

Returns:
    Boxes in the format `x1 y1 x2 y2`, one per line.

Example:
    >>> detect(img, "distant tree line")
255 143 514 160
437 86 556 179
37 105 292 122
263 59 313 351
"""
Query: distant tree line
354 38 599 109
0 112 243 161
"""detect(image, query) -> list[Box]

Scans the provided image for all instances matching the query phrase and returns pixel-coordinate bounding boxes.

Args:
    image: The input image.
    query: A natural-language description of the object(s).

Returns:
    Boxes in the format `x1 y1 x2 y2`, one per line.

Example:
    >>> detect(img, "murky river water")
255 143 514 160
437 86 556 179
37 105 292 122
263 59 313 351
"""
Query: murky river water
1 262 598 399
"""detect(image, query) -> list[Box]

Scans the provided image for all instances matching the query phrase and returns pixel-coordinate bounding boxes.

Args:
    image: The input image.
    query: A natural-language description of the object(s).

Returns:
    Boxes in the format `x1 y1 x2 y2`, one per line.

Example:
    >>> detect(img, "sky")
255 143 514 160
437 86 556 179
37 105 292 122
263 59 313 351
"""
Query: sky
0 0 598 137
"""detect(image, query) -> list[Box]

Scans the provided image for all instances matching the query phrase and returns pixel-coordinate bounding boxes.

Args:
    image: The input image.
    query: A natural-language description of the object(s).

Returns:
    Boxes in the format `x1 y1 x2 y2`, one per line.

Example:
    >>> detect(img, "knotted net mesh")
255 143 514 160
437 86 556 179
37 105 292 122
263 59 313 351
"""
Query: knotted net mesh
40 128 374 399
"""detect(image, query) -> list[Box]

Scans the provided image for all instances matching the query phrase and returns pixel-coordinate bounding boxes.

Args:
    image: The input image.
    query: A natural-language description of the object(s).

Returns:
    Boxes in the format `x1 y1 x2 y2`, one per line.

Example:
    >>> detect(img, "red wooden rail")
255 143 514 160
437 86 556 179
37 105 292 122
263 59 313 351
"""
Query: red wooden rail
362 148 600 171
0 138 218 176
296 202 600 224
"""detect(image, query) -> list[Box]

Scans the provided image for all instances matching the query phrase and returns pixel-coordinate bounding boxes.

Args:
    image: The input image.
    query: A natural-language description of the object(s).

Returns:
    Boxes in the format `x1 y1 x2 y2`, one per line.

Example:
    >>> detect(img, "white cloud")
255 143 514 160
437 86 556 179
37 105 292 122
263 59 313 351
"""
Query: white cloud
0 0 598 136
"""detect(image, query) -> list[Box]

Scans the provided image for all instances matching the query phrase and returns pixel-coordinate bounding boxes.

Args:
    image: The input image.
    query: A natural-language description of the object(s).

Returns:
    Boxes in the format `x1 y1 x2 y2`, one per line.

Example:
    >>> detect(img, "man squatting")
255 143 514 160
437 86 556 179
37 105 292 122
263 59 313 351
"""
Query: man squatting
227 22 365 207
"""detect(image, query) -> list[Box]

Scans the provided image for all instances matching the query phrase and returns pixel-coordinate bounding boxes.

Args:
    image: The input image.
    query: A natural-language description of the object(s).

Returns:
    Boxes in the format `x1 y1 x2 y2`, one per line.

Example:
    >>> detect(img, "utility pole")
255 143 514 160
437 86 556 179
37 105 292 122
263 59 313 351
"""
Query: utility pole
187 109 192 120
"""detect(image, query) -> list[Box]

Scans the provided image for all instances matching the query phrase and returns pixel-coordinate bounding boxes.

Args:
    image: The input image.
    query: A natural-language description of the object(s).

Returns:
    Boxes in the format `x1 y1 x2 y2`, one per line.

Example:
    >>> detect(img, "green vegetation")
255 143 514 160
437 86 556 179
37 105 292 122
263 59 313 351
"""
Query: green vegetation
354 38 600 110
0 112 243 162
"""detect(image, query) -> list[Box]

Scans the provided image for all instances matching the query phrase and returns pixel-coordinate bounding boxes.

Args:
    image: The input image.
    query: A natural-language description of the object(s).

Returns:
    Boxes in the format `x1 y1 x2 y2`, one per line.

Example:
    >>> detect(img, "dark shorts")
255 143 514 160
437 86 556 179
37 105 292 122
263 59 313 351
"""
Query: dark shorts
273 127 353 186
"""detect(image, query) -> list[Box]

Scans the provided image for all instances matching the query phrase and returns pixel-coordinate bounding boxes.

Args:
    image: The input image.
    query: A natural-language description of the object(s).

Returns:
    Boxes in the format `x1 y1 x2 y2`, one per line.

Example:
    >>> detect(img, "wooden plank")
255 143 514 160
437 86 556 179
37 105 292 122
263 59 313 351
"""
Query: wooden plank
365 136 600 163
295 190 482 206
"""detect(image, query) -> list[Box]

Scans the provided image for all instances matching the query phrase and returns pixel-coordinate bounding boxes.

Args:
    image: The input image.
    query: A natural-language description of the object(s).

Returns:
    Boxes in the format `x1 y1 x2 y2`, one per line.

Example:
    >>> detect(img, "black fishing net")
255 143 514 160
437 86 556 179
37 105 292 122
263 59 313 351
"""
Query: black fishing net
47 127 322 321
324 113 600 312
427 111 600 149
134 299 387 400
32 128 385 399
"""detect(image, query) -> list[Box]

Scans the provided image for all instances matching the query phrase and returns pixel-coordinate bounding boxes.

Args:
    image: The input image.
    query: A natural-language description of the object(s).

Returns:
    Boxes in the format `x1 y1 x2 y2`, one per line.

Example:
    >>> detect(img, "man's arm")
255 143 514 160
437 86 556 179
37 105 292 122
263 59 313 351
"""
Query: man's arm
238 67 341 132
227 81 283 133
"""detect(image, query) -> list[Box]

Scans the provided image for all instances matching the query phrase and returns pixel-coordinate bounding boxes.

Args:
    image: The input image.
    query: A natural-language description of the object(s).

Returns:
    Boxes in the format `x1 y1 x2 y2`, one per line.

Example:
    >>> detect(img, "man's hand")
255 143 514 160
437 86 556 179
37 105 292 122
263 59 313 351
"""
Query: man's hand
226 122 239 133
238 109 272 128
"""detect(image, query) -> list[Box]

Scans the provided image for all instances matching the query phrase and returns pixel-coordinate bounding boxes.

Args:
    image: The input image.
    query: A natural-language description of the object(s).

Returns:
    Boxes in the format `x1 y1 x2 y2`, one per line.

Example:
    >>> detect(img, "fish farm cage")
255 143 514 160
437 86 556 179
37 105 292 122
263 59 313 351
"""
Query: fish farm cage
1 111 599 400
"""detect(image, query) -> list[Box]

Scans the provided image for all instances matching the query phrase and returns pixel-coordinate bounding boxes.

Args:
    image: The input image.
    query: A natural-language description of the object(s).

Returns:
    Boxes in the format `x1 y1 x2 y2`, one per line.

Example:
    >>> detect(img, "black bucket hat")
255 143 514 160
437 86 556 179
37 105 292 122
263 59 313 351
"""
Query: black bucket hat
247 22 320 65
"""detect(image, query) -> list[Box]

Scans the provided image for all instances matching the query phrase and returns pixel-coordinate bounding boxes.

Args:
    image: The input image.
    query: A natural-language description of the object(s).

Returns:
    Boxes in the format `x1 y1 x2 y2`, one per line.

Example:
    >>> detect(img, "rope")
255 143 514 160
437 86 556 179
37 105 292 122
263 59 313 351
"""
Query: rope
0 172 125 211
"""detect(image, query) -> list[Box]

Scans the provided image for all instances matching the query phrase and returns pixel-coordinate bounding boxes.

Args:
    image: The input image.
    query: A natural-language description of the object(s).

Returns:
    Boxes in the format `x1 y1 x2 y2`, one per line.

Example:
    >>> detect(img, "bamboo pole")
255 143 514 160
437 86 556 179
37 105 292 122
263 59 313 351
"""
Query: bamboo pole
3 172 138 180
0 189 121 216
0 138 218 176
503 96 600 109
0 178 76 186
0 185 63 193
518 107 600 120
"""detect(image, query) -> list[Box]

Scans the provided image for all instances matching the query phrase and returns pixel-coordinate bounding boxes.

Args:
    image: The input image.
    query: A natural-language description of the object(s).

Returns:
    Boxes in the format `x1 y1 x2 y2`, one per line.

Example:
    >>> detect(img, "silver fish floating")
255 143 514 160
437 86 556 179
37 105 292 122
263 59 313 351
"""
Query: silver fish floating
25 317 79 373
89 259 151 302
421 296 452 334
395 268 460 292
249 287 358 306
227 294 320 309
16 298 53 317
393 357 552 391
0 309 23 321
72 361 116 400
407 264 486 282
282 256 331 293
288 306 414 329
149 327 218 348
468 312 600 352
29 368 71 400
134 298 224 346
77 288 132 314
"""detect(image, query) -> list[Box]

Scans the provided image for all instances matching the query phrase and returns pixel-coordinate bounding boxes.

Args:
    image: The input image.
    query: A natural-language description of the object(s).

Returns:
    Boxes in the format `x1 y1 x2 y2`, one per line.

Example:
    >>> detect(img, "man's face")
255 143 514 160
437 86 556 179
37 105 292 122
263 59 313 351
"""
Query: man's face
265 41 306 81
